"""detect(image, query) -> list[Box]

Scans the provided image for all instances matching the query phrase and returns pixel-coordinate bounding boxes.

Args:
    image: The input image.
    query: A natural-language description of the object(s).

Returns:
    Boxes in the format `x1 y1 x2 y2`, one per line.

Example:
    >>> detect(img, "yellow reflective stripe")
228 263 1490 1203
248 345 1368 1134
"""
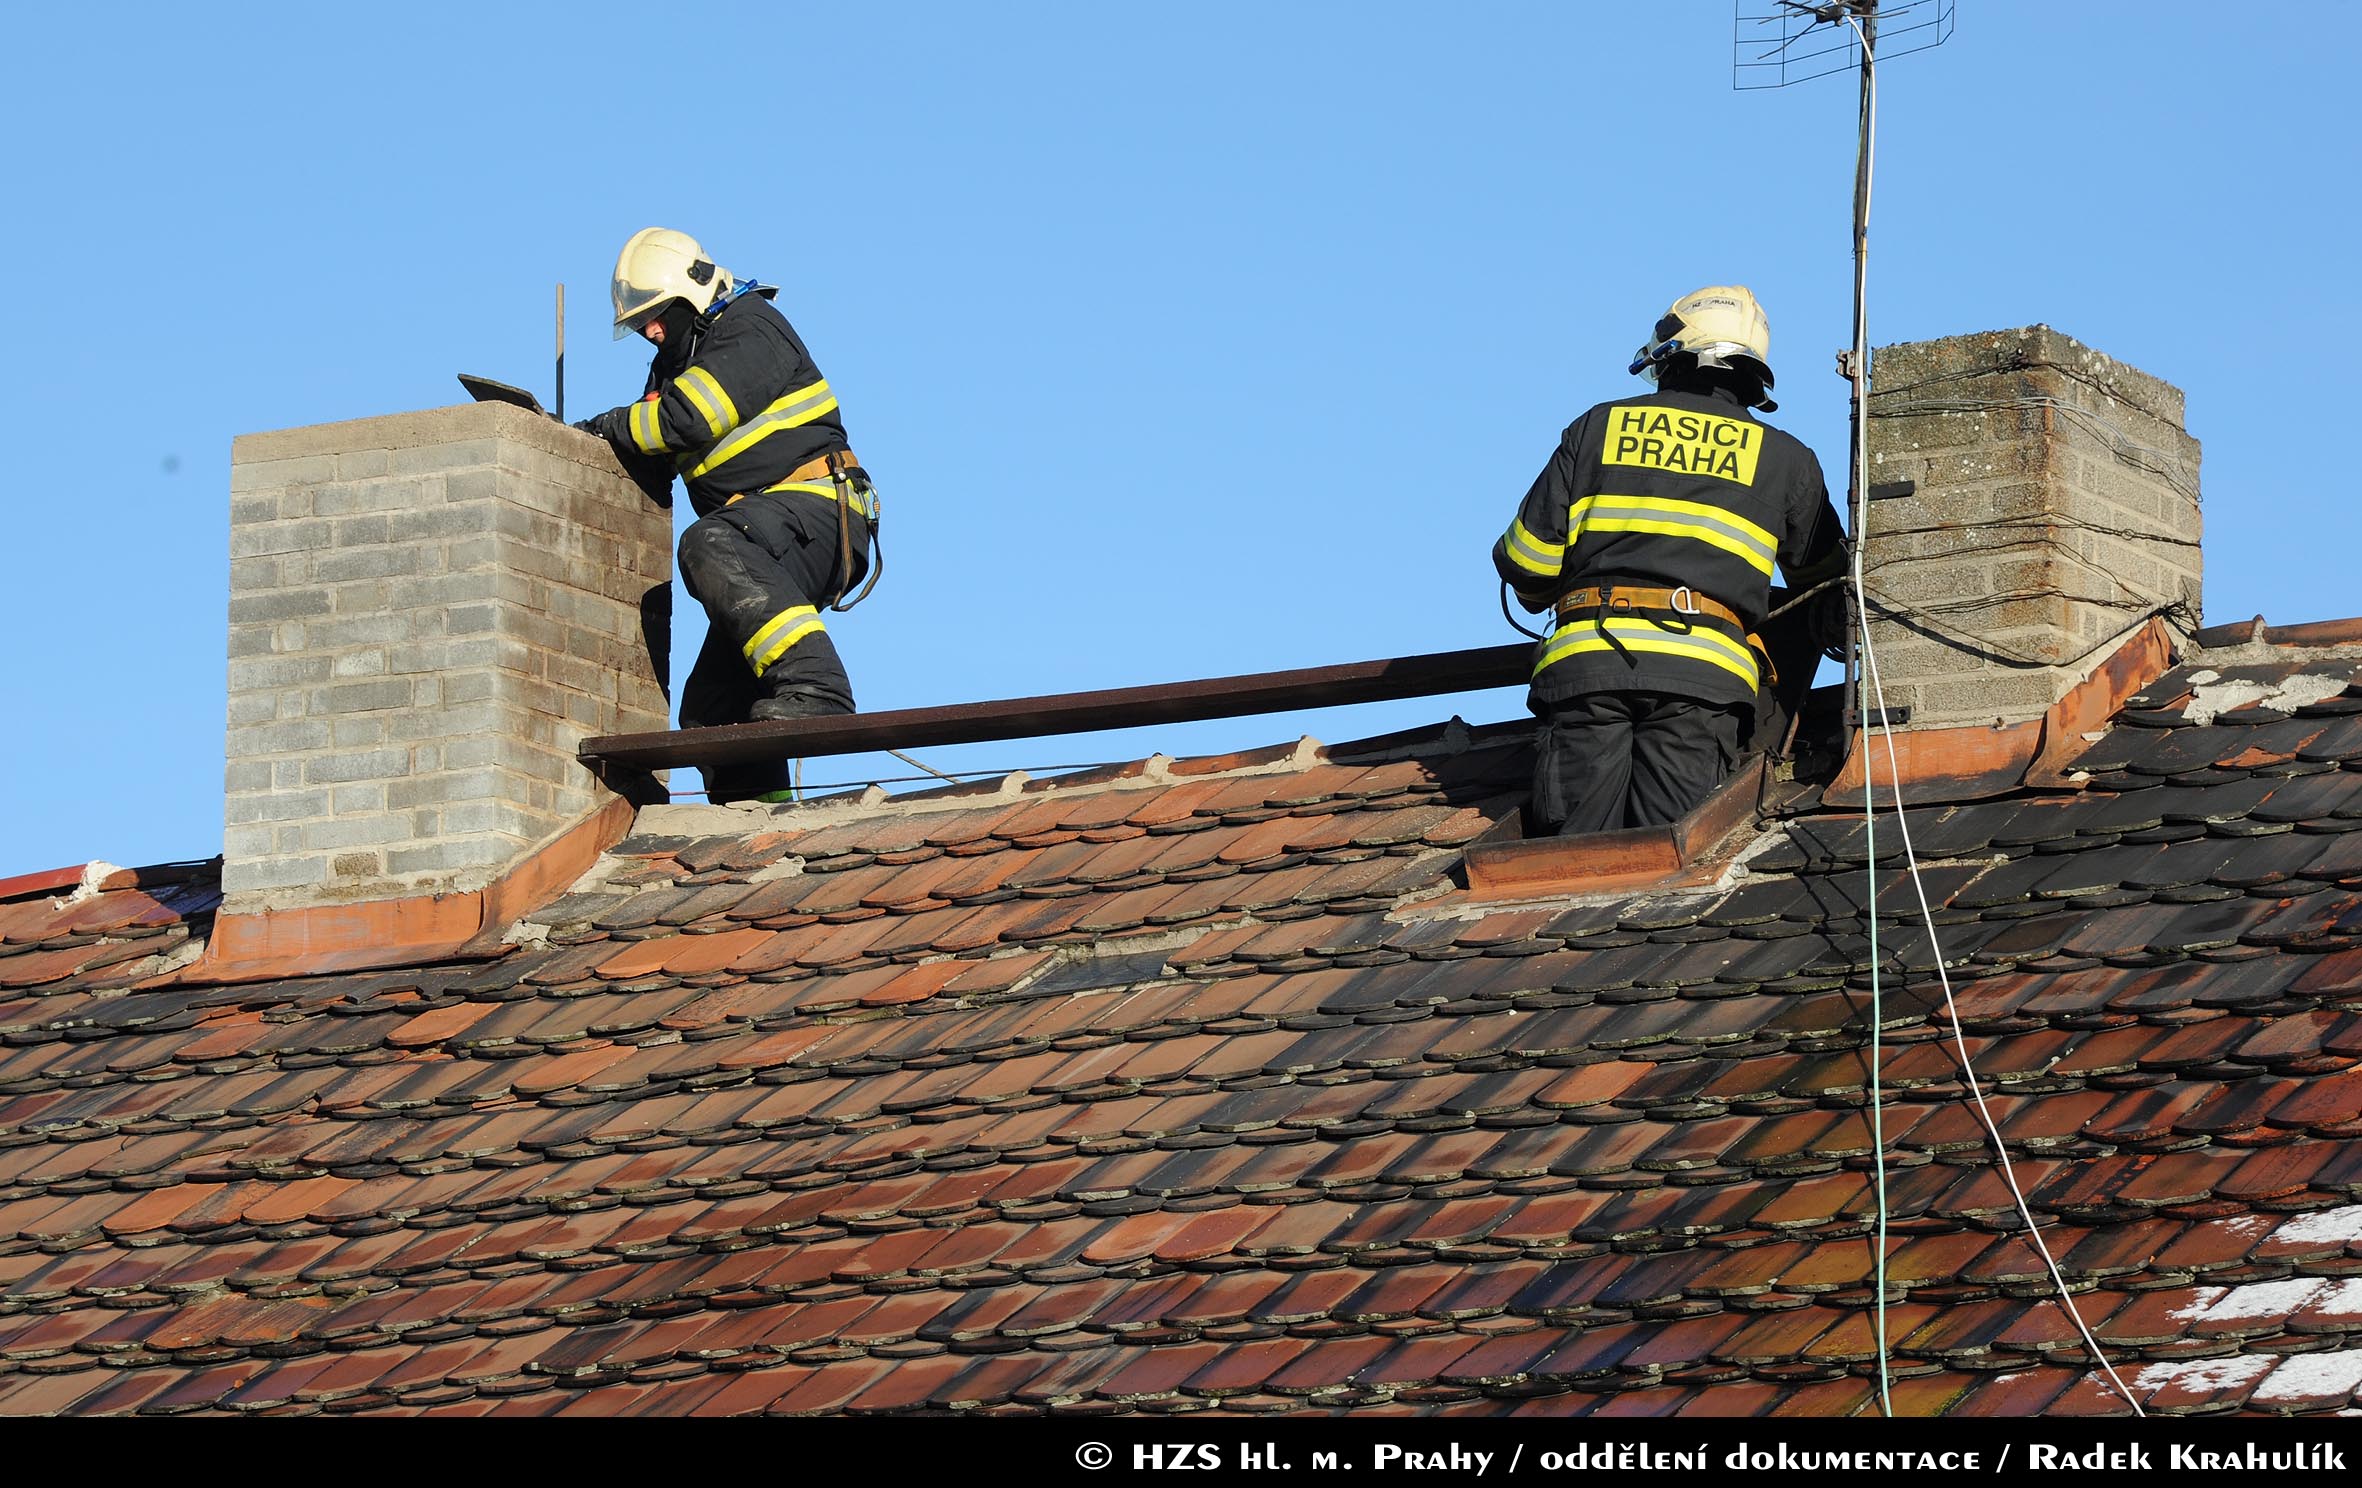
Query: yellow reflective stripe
676 366 739 439
744 605 824 676
685 378 837 480
628 399 665 455
758 478 880 519
1503 516 1564 578
1538 616 1760 688
1577 494 1777 577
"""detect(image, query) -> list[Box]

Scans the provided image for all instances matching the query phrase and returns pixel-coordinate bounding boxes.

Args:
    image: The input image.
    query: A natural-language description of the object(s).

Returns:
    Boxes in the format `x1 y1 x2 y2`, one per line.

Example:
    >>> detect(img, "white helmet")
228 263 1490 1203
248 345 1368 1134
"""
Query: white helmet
1630 285 1775 408
610 227 735 340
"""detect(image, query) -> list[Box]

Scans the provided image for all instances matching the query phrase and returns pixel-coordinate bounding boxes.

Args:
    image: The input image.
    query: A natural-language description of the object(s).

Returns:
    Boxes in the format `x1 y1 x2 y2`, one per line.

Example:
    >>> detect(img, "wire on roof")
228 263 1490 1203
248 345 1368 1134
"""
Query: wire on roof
1871 392 2201 505
667 759 1140 801
1836 7 1894 1414
1853 601 2148 1416
888 747 961 783
1835 12 2139 1413
1851 510 2149 1413
1861 510 2200 551
1866 593 2194 673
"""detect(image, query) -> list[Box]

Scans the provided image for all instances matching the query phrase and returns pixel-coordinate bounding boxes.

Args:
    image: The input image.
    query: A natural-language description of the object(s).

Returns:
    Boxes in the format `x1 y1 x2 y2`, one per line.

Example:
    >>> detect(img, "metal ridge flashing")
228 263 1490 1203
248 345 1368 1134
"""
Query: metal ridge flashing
0 857 220 904
183 798 635 985
2190 613 2362 651
1824 615 2177 806
1461 757 1771 902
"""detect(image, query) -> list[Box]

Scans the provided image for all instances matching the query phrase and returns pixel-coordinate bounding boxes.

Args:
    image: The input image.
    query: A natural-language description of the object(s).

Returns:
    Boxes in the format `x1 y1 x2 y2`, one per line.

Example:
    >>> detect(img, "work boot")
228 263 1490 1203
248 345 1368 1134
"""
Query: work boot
749 689 852 724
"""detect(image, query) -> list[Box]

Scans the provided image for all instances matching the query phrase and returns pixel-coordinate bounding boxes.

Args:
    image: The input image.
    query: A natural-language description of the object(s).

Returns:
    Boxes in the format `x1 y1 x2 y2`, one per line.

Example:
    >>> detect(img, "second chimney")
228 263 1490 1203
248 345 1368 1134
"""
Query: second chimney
1862 325 2202 730
224 403 671 913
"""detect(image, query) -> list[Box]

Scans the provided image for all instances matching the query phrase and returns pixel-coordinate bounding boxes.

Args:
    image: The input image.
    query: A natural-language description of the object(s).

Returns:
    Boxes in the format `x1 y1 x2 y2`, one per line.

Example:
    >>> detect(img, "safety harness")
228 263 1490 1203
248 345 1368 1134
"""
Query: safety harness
822 447 881 613
1554 584 1777 687
694 279 883 613
718 450 884 612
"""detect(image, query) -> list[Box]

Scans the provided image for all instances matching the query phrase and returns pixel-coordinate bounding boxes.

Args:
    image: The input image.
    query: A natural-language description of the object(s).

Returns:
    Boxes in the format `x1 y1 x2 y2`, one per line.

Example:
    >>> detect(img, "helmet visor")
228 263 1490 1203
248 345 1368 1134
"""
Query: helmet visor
612 280 679 341
1687 341 1775 388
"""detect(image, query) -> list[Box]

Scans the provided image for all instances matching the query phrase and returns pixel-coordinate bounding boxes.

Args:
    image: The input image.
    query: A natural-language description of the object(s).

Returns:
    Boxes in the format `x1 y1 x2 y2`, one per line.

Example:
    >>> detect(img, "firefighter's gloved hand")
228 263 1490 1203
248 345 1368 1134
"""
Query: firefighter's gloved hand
1806 582 1850 654
573 408 631 447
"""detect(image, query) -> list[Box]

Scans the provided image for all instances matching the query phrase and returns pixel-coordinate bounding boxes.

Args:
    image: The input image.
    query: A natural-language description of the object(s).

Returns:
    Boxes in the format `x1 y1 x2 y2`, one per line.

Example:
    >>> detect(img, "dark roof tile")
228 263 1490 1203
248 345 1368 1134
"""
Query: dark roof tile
27 646 2362 1415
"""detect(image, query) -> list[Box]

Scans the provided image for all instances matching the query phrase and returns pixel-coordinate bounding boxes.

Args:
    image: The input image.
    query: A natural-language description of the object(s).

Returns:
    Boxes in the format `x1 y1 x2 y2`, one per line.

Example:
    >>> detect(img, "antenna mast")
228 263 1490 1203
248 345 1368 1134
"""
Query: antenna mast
1734 0 1956 1422
1735 0 1953 727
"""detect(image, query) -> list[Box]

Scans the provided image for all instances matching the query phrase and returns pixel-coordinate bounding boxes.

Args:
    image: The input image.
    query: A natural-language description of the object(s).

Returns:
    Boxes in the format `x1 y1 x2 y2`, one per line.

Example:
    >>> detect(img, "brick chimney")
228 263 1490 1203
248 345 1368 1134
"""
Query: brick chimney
224 403 671 914
1863 326 2202 730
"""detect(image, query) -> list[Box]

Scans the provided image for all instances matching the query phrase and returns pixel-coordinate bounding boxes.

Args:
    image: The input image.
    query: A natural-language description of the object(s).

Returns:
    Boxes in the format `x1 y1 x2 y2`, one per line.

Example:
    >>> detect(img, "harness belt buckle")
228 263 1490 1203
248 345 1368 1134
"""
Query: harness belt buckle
1669 585 1701 617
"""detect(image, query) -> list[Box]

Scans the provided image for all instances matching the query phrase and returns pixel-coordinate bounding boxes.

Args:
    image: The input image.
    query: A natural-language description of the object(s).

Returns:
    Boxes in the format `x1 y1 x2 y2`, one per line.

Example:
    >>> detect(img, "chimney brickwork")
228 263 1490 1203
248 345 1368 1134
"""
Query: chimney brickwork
1864 325 2202 730
224 403 670 909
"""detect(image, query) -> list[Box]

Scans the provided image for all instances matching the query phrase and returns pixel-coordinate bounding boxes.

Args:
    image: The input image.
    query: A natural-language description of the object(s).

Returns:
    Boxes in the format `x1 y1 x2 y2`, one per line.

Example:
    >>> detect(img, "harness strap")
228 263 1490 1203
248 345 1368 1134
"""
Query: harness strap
720 448 865 501
712 449 885 611
826 448 882 613
1555 583 1745 629
1552 583 1773 683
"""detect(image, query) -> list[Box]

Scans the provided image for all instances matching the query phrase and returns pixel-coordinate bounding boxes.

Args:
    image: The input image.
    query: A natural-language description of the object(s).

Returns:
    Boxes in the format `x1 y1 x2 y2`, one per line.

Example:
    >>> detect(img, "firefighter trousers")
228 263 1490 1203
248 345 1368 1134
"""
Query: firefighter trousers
677 487 868 803
1532 691 1747 836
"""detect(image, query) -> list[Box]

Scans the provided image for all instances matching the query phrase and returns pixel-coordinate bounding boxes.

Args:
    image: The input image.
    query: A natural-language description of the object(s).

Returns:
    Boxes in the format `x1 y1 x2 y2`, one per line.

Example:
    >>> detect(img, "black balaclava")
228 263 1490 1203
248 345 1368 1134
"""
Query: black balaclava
1656 354 1772 413
649 300 703 381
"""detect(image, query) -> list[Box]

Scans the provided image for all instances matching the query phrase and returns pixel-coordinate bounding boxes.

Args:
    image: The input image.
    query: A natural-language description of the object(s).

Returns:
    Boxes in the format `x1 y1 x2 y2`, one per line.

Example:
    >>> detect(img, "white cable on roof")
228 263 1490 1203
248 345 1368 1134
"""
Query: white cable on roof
1851 590 2148 1416
1831 5 2141 1411
887 747 963 782
1832 8 2142 1412
1838 7 1896 1421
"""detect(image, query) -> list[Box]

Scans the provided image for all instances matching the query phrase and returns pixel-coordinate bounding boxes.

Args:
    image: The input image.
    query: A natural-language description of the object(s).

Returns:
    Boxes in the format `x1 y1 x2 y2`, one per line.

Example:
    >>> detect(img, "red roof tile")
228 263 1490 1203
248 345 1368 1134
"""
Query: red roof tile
13 662 2362 1414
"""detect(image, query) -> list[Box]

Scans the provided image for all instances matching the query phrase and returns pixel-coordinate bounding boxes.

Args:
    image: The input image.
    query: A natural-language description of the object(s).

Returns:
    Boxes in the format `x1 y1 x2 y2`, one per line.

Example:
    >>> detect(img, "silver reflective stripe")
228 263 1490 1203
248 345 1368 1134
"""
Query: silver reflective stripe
1539 617 1759 687
629 399 665 455
1578 496 1777 574
744 605 825 675
676 366 738 438
1503 518 1563 577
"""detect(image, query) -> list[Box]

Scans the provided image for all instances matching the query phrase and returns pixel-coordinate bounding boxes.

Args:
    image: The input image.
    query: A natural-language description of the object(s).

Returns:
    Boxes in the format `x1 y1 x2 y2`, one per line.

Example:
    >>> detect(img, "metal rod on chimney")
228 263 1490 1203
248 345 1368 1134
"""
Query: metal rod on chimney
555 283 566 423
1843 1 1876 730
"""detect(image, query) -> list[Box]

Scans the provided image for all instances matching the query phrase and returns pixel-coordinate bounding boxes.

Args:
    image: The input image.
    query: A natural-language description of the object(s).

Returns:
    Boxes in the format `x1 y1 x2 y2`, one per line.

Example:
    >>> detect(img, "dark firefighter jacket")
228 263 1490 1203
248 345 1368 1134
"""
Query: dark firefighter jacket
1492 385 1844 711
625 288 854 519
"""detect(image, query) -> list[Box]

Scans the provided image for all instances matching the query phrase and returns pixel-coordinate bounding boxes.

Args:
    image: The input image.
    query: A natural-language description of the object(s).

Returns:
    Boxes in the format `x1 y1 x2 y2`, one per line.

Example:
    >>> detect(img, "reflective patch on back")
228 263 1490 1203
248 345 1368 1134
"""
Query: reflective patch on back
1600 405 1762 486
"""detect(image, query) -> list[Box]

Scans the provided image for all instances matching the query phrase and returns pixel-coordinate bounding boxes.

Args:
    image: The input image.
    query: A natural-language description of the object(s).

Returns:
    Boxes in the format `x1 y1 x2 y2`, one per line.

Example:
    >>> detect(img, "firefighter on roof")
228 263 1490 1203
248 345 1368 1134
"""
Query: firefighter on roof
577 228 879 805
1492 286 1845 834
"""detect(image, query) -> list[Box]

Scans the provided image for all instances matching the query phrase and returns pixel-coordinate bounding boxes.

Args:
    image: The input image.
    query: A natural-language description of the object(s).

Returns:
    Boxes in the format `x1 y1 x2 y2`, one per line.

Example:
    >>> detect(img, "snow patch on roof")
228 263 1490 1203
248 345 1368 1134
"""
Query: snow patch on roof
2165 1270 2362 1327
2129 1352 2274 1394
2166 1286 2229 1322
2251 1348 2362 1405
2272 1204 2362 1247
2179 669 2354 726
2183 1278 2329 1323
2315 1278 2362 1319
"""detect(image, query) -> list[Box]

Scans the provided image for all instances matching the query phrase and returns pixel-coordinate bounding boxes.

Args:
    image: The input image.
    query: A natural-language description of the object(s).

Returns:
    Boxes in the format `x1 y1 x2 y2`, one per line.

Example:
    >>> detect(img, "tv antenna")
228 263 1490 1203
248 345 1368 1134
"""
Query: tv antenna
1733 0 1952 728
1734 0 1957 1426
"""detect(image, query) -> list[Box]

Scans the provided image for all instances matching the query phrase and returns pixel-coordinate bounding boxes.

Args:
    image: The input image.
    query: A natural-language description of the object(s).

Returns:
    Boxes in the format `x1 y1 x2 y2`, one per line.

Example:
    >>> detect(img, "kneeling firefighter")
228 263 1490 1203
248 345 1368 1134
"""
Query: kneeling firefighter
1491 285 1846 834
576 228 881 805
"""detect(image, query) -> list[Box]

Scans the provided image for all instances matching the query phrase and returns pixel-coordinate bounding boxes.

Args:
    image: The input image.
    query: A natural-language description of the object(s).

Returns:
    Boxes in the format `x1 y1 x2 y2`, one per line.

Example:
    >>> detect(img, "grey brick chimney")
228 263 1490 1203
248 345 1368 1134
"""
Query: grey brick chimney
1863 326 2202 730
224 403 671 911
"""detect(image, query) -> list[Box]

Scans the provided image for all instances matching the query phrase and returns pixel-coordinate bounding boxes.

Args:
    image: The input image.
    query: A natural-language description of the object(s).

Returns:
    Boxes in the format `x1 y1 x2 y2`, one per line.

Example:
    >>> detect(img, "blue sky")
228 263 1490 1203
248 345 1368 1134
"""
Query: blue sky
3 2 2354 877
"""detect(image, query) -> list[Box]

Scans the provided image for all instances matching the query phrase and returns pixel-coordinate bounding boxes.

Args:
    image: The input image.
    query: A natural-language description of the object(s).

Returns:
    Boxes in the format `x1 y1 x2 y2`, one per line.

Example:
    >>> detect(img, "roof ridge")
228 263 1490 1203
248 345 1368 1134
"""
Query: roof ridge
635 720 1525 838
